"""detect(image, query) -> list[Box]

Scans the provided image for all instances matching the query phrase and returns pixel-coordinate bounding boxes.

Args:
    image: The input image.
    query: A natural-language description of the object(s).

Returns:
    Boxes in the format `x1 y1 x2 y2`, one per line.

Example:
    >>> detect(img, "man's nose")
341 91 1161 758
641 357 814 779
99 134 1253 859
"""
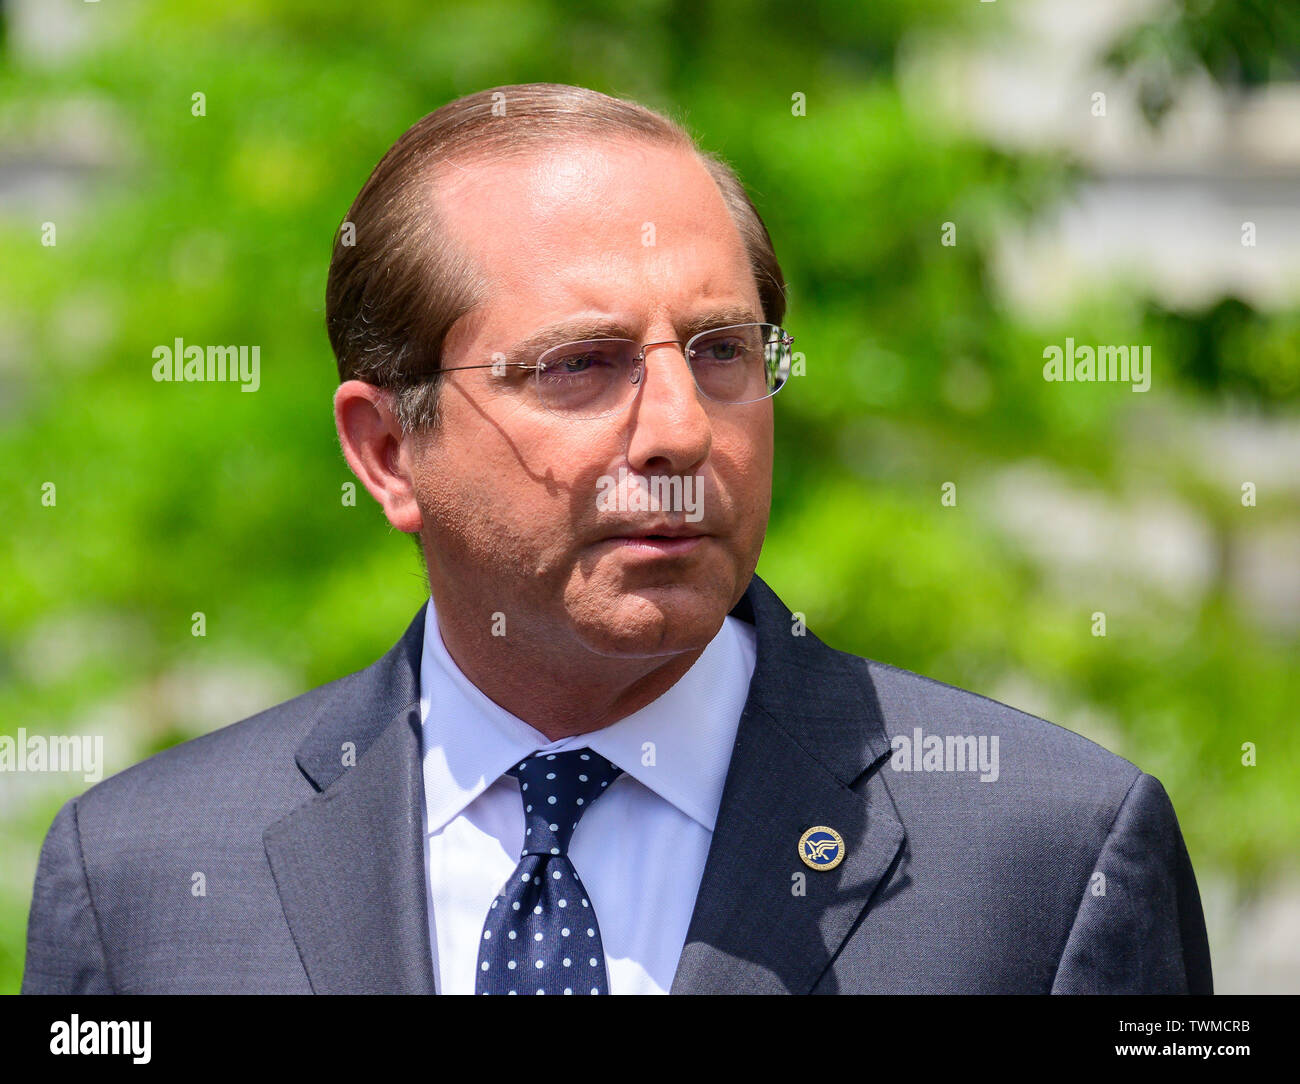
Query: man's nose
624 341 712 474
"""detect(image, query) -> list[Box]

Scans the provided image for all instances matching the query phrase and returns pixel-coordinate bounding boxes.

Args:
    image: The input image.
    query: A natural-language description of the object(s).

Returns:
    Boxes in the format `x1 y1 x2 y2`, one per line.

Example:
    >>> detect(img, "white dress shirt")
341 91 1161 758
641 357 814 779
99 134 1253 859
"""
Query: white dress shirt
418 598 756 995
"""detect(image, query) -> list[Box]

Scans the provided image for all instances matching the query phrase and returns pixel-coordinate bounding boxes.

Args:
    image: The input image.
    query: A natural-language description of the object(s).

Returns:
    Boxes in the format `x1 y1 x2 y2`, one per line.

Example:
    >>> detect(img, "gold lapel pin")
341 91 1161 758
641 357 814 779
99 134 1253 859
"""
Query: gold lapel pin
798 825 845 871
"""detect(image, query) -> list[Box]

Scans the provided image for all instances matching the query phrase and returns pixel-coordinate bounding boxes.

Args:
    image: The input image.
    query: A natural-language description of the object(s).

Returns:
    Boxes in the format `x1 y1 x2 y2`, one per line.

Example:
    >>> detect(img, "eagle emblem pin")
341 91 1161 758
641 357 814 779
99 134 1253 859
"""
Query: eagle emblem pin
798 826 845 871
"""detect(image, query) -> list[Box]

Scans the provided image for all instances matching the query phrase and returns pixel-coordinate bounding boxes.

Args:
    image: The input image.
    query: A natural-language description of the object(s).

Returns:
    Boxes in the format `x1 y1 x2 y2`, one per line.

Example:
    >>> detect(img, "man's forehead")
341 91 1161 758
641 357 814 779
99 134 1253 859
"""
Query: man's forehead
429 137 755 334
430 137 729 240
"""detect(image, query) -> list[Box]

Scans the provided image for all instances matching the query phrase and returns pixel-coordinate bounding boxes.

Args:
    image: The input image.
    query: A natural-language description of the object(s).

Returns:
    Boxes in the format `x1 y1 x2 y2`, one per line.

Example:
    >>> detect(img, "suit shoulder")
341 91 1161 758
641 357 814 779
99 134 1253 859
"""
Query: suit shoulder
74 659 378 821
846 650 1141 789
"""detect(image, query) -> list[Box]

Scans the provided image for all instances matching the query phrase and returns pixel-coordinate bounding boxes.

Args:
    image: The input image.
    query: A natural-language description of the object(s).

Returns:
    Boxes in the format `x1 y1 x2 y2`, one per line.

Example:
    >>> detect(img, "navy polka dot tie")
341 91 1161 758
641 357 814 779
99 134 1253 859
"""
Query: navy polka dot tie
476 749 624 995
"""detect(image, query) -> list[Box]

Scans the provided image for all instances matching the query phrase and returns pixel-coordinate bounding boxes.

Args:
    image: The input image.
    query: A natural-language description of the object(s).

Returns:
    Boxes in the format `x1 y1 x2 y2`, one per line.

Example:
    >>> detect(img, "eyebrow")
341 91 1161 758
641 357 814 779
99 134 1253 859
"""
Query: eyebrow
503 306 763 365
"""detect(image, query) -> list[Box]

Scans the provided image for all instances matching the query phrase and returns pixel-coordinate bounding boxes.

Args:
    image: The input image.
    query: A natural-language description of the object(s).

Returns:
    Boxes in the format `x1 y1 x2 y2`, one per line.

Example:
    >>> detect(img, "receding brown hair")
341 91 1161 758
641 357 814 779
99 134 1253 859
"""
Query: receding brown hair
325 82 787 431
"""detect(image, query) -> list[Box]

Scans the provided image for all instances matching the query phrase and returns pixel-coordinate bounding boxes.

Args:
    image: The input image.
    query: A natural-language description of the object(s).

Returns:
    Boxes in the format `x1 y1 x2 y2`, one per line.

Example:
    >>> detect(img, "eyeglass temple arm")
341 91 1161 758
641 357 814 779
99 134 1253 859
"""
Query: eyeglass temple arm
399 361 541 378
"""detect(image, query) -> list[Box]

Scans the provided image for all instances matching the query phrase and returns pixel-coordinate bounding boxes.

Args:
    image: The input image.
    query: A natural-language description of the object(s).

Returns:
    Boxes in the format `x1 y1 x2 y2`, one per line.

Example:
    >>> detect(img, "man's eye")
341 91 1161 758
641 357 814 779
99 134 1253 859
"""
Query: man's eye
697 337 745 362
544 351 610 375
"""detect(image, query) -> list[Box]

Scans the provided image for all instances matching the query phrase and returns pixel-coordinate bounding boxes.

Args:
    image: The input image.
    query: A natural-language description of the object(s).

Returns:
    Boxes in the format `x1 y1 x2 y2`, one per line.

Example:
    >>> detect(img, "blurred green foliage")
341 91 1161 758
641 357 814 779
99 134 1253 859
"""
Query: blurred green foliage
1 0 1297 993
1104 0 1300 123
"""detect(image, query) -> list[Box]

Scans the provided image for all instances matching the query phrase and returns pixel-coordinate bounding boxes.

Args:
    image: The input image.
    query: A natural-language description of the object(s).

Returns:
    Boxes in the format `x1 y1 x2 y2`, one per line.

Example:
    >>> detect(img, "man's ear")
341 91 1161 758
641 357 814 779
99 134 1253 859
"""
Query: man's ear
333 380 423 533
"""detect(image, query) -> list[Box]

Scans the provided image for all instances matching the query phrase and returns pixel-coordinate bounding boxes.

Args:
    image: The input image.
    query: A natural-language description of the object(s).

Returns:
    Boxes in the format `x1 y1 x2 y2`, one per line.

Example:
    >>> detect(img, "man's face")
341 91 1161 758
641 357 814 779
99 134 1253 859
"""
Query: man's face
409 137 773 660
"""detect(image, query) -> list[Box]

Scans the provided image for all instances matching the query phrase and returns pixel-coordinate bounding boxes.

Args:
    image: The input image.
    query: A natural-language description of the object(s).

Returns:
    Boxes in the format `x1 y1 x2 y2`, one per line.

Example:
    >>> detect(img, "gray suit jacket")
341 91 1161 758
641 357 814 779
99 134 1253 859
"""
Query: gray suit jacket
22 575 1212 994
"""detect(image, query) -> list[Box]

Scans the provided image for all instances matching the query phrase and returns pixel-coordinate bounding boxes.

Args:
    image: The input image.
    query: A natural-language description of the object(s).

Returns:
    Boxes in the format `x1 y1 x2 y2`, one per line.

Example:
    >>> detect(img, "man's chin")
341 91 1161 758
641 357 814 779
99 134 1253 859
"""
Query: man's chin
564 580 731 660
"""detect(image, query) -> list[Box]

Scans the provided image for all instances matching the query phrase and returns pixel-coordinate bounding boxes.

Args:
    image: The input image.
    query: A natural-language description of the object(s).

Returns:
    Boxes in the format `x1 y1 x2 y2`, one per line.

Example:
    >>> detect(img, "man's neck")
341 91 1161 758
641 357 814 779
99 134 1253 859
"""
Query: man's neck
428 601 710 741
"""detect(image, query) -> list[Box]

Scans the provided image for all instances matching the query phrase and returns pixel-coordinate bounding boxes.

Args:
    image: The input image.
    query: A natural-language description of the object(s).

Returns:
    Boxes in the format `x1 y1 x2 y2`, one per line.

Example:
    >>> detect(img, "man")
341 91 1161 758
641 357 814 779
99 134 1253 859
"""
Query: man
23 83 1211 995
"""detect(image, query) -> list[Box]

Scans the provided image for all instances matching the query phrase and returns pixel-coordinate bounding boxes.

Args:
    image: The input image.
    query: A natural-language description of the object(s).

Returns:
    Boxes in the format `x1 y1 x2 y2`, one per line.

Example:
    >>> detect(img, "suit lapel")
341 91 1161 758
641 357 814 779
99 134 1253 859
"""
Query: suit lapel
263 606 438 995
671 576 906 994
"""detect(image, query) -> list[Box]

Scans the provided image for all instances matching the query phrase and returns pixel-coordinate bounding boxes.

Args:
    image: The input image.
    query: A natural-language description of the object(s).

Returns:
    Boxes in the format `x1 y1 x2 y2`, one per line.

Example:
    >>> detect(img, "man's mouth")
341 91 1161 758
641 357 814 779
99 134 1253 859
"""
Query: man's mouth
597 524 709 555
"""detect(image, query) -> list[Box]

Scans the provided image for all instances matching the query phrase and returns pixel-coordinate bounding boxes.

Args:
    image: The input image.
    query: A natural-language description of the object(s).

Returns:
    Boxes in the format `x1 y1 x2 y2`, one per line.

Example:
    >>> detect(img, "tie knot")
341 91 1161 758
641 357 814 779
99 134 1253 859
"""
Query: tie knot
509 748 622 857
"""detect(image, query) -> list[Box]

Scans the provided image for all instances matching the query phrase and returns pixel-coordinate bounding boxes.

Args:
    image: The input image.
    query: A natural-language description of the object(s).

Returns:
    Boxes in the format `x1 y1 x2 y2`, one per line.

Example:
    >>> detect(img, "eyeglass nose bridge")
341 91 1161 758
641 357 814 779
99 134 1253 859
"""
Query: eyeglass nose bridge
628 339 687 387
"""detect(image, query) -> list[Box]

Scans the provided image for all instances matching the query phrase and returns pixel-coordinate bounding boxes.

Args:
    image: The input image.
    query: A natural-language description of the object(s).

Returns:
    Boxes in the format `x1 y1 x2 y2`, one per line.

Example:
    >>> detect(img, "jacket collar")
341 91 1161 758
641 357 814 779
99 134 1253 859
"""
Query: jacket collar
265 576 905 994
263 605 435 994
670 575 905 993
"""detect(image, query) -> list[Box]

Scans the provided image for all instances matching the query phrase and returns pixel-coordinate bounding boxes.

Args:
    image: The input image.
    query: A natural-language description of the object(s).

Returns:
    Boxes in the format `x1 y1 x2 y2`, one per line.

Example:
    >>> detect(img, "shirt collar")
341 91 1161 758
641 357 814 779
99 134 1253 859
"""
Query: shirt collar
419 599 756 836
